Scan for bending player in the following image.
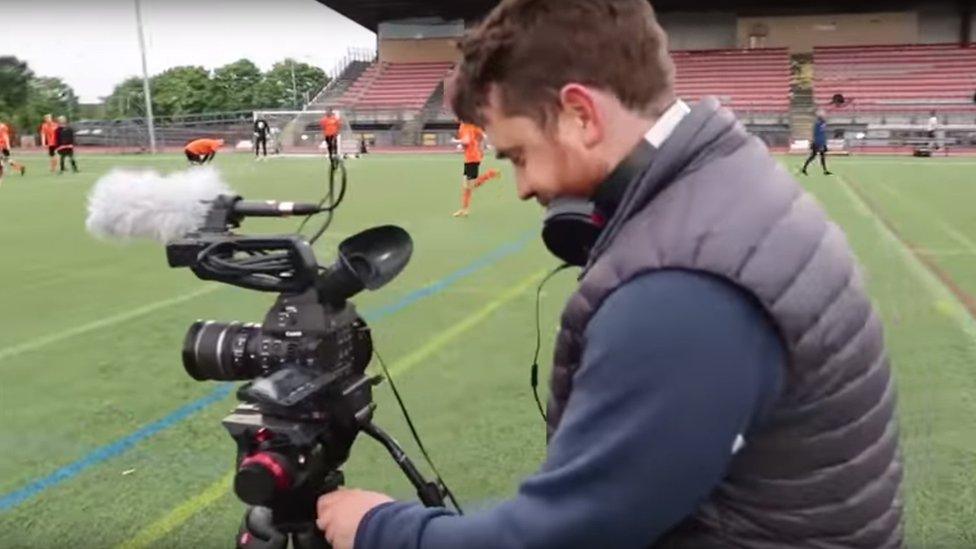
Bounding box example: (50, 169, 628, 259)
(40, 114, 59, 173)
(184, 138, 224, 165)
(452, 121, 499, 218)
(0, 121, 27, 182)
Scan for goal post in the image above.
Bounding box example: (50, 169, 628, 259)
(251, 110, 358, 156)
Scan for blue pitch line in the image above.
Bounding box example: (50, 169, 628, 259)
(0, 232, 536, 512)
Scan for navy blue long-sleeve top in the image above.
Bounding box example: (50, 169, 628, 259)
(813, 118, 828, 148)
(354, 269, 785, 549)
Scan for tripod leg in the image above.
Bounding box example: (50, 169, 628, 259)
(292, 526, 329, 549)
(237, 507, 288, 549)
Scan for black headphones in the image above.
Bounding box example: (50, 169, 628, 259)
(541, 199, 601, 268)
(540, 139, 657, 267)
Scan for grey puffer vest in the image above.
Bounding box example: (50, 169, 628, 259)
(547, 98, 903, 547)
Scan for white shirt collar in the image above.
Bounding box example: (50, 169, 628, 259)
(644, 99, 690, 148)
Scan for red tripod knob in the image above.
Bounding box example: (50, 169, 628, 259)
(235, 452, 292, 506)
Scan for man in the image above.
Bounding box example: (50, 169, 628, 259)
(0, 121, 27, 178)
(801, 110, 832, 176)
(451, 121, 500, 217)
(54, 116, 78, 174)
(40, 114, 59, 173)
(184, 138, 224, 165)
(926, 111, 939, 150)
(320, 109, 341, 164)
(254, 117, 272, 160)
(317, 1, 903, 548)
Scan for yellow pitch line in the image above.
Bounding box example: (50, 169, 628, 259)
(385, 269, 547, 378)
(115, 269, 548, 548)
(116, 470, 234, 549)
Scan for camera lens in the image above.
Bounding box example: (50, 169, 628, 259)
(182, 321, 263, 381)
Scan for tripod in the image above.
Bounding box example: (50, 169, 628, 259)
(236, 471, 343, 549)
(234, 423, 445, 549)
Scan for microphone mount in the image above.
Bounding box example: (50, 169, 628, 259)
(199, 195, 324, 233)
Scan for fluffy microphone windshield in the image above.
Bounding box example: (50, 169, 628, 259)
(86, 166, 234, 243)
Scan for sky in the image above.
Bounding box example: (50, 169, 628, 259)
(0, 0, 376, 103)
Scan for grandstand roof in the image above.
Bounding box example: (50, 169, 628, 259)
(319, 0, 930, 31)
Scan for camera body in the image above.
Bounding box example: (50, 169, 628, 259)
(165, 195, 429, 546)
(183, 287, 376, 514)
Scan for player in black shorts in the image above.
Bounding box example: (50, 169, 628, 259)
(40, 114, 60, 173)
(54, 116, 79, 174)
(254, 118, 272, 161)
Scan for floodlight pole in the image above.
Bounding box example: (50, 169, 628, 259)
(134, 0, 158, 154)
(290, 60, 299, 109)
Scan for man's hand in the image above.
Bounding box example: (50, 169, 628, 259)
(316, 488, 394, 549)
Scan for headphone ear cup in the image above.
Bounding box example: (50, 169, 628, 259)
(542, 199, 602, 267)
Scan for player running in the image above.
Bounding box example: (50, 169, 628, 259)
(452, 121, 500, 218)
(0, 121, 27, 183)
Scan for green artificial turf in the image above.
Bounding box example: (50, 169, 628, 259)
(1, 152, 974, 547)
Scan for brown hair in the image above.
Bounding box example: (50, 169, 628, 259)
(450, 0, 676, 128)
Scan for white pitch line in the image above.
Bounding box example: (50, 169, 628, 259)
(835, 175, 976, 343)
(0, 285, 220, 363)
(870, 179, 976, 254)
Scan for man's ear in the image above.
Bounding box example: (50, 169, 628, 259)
(559, 84, 603, 148)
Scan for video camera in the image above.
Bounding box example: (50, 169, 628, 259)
(166, 189, 449, 549)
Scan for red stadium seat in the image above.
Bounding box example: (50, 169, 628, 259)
(339, 61, 455, 112)
(671, 48, 791, 114)
(813, 44, 976, 113)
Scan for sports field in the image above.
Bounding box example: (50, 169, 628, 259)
(1, 152, 974, 548)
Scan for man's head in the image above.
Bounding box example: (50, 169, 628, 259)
(451, 0, 675, 205)
(58, 116, 67, 124)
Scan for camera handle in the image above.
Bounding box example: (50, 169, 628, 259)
(362, 422, 446, 508)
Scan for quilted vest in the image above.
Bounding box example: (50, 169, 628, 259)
(547, 98, 903, 547)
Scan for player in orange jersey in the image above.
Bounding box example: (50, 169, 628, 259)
(0, 121, 27, 183)
(320, 109, 341, 165)
(184, 138, 225, 165)
(452, 121, 500, 217)
(39, 114, 60, 173)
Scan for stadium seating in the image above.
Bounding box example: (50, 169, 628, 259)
(340, 61, 455, 111)
(671, 48, 791, 114)
(345, 50, 791, 117)
(814, 43, 976, 113)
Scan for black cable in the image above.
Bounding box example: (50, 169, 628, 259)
(296, 158, 348, 245)
(309, 161, 348, 245)
(531, 264, 574, 424)
(296, 162, 335, 235)
(373, 348, 464, 515)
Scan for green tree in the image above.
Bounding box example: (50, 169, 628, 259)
(151, 66, 214, 116)
(104, 77, 150, 119)
(0, 56, 34, 115)
(12, 77, 80, 132)
(256, 59, 328, 109)
(212, 59, 263, 111)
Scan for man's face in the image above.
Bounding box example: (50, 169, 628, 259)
(482, 91, 605, 206)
